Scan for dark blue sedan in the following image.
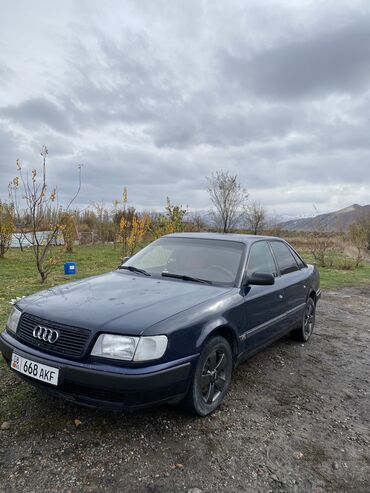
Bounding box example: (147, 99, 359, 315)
(0, 233, 320, 416)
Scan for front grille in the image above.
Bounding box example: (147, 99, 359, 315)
(17, 313, 91, 358)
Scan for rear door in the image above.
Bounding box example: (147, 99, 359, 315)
(239, 241, 286, 353)
(269, 240, 307, 328)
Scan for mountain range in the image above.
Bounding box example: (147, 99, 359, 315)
(279, 204, 370, 232)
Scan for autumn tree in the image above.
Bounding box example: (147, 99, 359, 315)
(150, 197, 187, 238)
(245, 201, 266, 235)
(207, 170, 248, 232)
(114, 187, 135, 250)
(125, 214, 151, 256)
(9, 146, 82, 282)
(0, 199, 15, 257)
(117, 187, 151, 256)
(164, 197, 187, 233)
(60, 212, 76, 253)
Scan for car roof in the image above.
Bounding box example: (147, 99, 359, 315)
(163, 232, 282, 245)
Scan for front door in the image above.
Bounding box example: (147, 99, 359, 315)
(239, 241, 287, 354)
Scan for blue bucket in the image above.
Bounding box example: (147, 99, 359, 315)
(64, 262, 77, 275)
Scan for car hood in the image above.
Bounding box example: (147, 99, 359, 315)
(17, 271, 232, 335)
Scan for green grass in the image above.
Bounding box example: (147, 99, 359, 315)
(0, 243, 369, 424)
(299, 250, 370, 289)
(0, 244, 123, 329)
(316, 263, 370, 289)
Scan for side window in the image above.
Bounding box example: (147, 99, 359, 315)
(289, 247, 306, 269)
(270, 241, 299, 275)
(246, 241, 277, 277)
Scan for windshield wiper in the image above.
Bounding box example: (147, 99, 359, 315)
(161, 272, 213, 285)
(119, 265, 151, 276)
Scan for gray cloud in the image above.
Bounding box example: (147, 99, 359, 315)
(63, 31, 177, 130)
(220, 17, 370, 100)
(149, 101, 300, 148)
(0, 0, 370, 218)
(2, 98, 75, 134)
(0, 125, 31, 190)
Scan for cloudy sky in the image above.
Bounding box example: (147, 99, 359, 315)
(1, 0, 370, 219)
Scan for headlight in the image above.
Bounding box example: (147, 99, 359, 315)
(91, 334, 139, 360)
(91, 334, 168, 361)
(6, 306, 22, 334)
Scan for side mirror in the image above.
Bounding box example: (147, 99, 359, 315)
(247, 272, 275, 286)
(122, 256, 130, 264)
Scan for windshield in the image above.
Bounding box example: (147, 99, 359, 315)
(122, 237, 245, 285)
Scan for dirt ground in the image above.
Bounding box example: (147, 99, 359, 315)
(0, 286, 369, 493)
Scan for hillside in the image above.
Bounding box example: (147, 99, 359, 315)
(280, 204, 370, 232)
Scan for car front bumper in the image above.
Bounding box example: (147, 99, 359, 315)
(0, 331, 195, 410)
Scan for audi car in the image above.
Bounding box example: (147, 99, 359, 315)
(0, 233, 320, 416)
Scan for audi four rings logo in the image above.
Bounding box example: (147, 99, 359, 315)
(32, 325, 59, 344)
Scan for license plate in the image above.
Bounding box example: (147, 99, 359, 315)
(11, 353, 59, 386)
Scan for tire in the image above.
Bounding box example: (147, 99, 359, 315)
(291, 297, 316, 342)
(184, 335, 233, 416)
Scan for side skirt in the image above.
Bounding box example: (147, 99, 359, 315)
(235, 321, 298, 368)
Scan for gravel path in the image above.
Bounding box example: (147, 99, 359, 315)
(0, 286, 369, 493)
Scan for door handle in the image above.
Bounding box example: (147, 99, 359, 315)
(279, 294, 284, 299)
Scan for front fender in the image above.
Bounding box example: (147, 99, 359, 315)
(142, 288, 243, 362)
(196, 317, 240, 355)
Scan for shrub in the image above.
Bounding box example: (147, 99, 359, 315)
(349, 219, 368, 267)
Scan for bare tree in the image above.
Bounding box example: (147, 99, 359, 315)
(9, 146, 82, 282)
(245, 201, 266, 235)
(265, 216, 283, 237)
(308, 206, 335, 267)
(190, 211, 205, 232)
(93, 200, 110, 243)
(207, 170, 248, 233)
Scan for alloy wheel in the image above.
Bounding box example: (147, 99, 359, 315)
(200, 348, 228, 404)
(303, 302, 315, 338)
